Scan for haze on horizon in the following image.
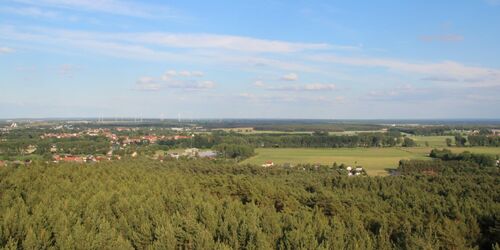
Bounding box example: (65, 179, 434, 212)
(1, 0, 499, 119)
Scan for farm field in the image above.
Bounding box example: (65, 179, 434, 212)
(241, 147, 500, 176)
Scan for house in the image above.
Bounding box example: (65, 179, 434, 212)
(62, 156, 84, 163)
(50, 145, 58, 153)
(95, 156, 110, 162)
(183, 148, 199, 157)
(346, 166, 352, 171)
(169, 152, 180, 159)
(85, 155, 97, 163)
(355, 167, 363, 172)
(53, 155, 62, 163)
(24, 145, 37, 154)
(131, 152, 138, 158)
(174, 135, 192, 140)
(262, 161, 274, 168)
(198, 150, 217, 158)
(142, 135, 159, 143)
(0, 160, 5, 167)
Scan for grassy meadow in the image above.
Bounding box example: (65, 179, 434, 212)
(241, 146, 500, 176)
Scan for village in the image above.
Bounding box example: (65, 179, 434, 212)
(0, 122, 218, 166)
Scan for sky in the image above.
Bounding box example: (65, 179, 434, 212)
(0, 0, 499, 119)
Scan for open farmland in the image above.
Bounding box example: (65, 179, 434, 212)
(242, 147, 500, 176)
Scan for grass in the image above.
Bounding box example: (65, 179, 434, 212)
(241, 147, 500, 176)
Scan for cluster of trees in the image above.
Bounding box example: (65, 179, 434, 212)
(244, 133, 407, 148)
(201, 121, 384, 132)
(160, 132, 415, 149)
(468, 135, 500, 147)
(454, 134, 468, 147)
(398, 159, 498, 176)
(0, 136, 110, 160)
(430, 149, 497, 167)
(391, 127, 451, 136)
(213, 144, 254, 159)
(0, 160, 498, 249)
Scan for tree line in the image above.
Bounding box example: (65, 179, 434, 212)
(160, 132, 415, 149)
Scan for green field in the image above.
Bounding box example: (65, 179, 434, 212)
(241, 147, 500, 176)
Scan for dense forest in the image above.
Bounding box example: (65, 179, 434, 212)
(0, 159, 498, 249)
(161, 132, 410, 149)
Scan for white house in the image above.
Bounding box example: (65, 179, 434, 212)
(262, 161, 274, 167)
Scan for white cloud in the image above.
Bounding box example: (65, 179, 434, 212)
(0, 47, 15, 54)
(10, 0, 181, 19)
(237, 92, 340, 104)
(281, 72, 299, 81)
(253, 80, 266, 87)
(136, 70, 214, 91)
(58, 64, 79, 77)
(1, 26, 336, 54)
(256, 82, 337, 91)
(131, 33, 330, 53)
(135, 77, 161, 91)
(0, 6, 58, 18)
(420, 34, 464, 42)
(335, 96, 345, 103)
(310, 54, 500, 86)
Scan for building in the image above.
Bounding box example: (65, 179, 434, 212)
(0, 160, 5, 167)
(62, 156, 84, 163)
(198, 150, 217, 158)
(262, 161, 274, 168)
(169, 152, 180, 159)
(174, 135, 192, 140)
(183, 148, 199, 157)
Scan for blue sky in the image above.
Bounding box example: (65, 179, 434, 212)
(1, 0, 499, 119)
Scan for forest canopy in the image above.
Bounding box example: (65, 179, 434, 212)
(0, 159, 499, 249)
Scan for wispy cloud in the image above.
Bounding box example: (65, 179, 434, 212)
(135, 77, 161, 91)
(254, 80, 336, 91)
(309, 54, 500, 86)
(421, 76, 460, 82)
(420, 34, 464, 42)
(0, 47, 15, 54)
(268, 83, 337, 91)
(10, 0, 182, 19)
(58, 64, 79, 77)
(238, 92, 343, 104)
(122, 33, 330, 53)
(281, 72, 299, 81)
(0, 6, 59, 18)
(135, 70, 215, 91)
